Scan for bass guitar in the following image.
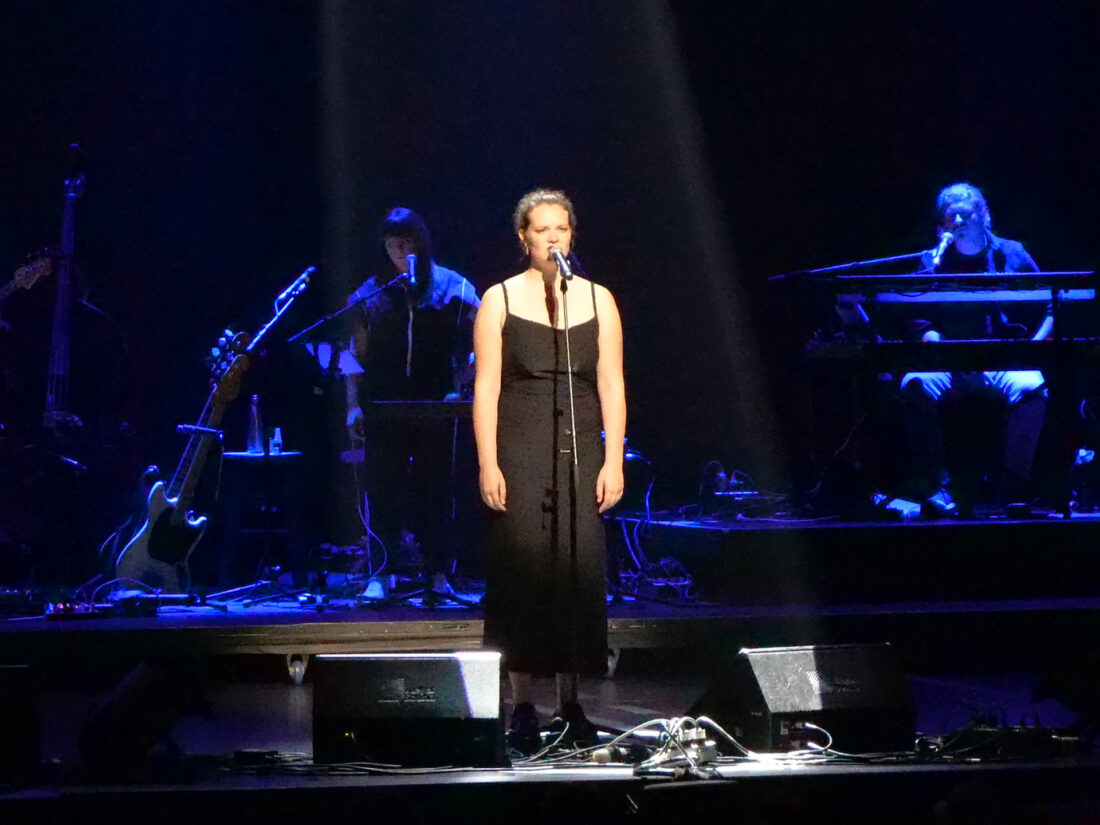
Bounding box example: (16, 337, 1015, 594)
(114, 331, 250, 592)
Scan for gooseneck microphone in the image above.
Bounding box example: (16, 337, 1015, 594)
(930, 231, 954, 269)
(549, 247, 573, 280)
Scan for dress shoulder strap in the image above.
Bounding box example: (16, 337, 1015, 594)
(501, 281, 510, 315)
(590, 280, 598, 323)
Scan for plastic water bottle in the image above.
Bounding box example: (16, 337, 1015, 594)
(247, 394, 264, 454)
(269, 427, 283, 455)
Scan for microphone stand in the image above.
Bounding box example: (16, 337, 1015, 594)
(287, 272, 412, 344)
(769, 249, 927, 281)
(558, 270, 581, 678)
(559, 276, 581, 500)
(200, 269, 313, 603)
(253, 266, 314, 347)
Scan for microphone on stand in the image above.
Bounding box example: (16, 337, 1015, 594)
(277, 266, 315, 302)
(405, 254, 417, 286)
(929, 231, 954, 269)
(549, 247, 573, 280)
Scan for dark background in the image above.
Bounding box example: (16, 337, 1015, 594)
(2, 0, 1098, 572)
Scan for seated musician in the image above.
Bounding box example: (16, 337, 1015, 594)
(897, 182, 1051, 515)
(343, 208, 481, 584)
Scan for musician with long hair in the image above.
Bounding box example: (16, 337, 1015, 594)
(899, 182, 1050, 516)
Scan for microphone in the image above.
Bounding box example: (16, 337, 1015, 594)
(930, 231, 954, 268)
(549, 247, 573, 280)
(278, 266, 315, 302)
(405, 254, 417, 286)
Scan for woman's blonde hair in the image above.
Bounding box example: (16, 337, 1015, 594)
(513, 188, 576, 235)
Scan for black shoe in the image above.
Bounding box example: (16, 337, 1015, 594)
(548, 700, 599, 749)
(506, 702, 542, 756)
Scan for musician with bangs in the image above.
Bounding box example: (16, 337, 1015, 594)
(344, 208, 481, 589)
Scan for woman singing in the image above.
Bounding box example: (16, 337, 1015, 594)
(473, 189, 626, 754)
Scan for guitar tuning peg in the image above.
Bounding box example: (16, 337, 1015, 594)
(210, 346, 222, 358)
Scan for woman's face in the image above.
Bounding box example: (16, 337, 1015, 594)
(384, 235, 416, 273)
(520, 203, 572, 268)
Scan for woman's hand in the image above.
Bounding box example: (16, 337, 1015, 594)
(596, 462, 624, 513)
(480, 465, 507, 511)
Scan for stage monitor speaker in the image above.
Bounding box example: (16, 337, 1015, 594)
(312, 651, 504, 767)
(689, 643, 914, 754)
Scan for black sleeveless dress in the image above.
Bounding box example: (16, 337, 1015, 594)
(482, 280, 608, 676)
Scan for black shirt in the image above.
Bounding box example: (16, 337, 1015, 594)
(909, 232, 1044, 341)
(350, 263, 480, 401)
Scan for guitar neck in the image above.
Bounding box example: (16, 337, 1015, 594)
(167, 389, 227, 521)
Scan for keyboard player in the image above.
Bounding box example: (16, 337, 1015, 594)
(896, 182, 1051, 516)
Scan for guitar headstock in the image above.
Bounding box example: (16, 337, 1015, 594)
(13, 256, 53, 290)
(207, 329, 251, 404)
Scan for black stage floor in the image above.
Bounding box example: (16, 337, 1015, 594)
(3, 511, 1100, 822)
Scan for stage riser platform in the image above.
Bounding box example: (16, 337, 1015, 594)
(6, 605, 1100, 698)
(620, 517, 1100, 604)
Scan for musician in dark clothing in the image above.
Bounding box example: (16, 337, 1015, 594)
(897, 182, 1051, 515)
(343, 208, 480, 588)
